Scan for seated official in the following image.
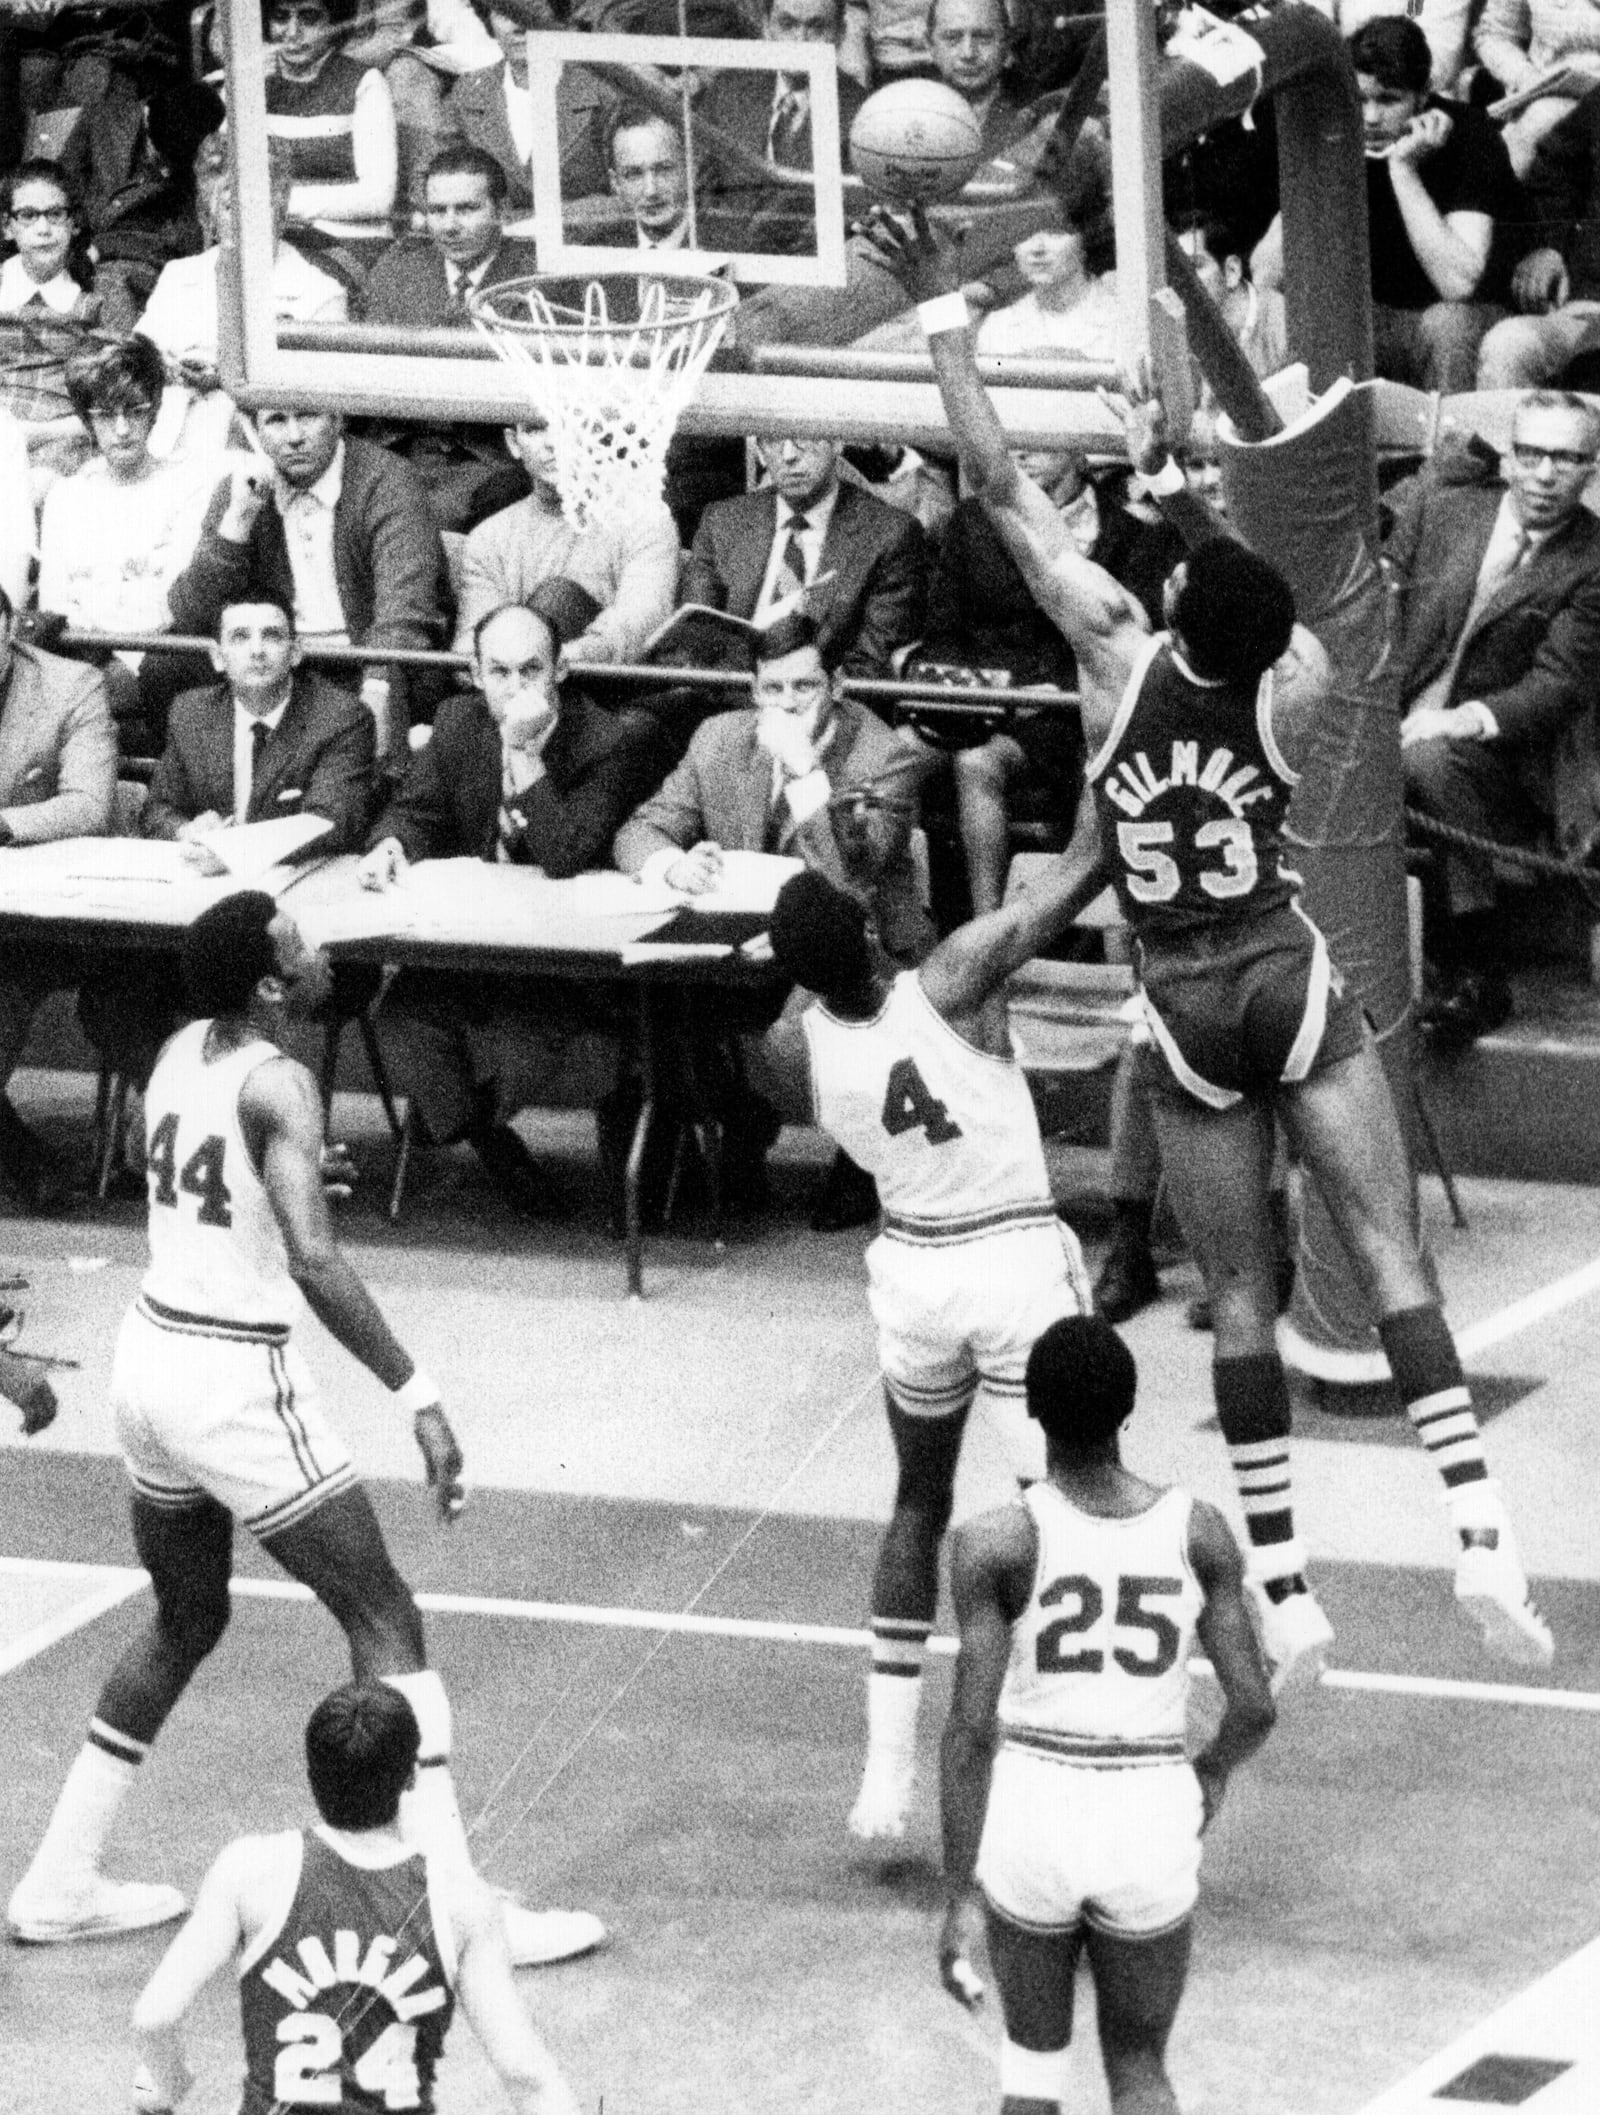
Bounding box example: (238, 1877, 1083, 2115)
(678, 436, 928, 683)
(77, 600, 378, 1109)
(453, 415, 680, 662)
(0, 587, 116, 1206)
(361, 595, 665, 1213)
(168, 408, 450, 765)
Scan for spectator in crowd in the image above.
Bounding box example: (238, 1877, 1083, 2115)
(928, 0, 1031, 163)
(360, 142, 539, 530)
(975, 218, 1118, 362)
(77, 599, 379, 1116)
(1478, 80, 1600, 387)
(1475, 0, 1600, 176)
(905, 450, 1182, 917)
(1303, 0, 1473, 93)
(453, 414, 680, 662)
(0, 586, 115, 1207)
(439, 3, 613, 215)
(265, 0, 399, 244)
(359, 596, 663, 1212)
(342, 0, 500, 219)
(138, 134, 349, 465)
(1173, 217, 1289, 387)
(85, 78, 229, 331)
(698, 0, 868, 255)
(1255, 20, 1519, 395)
(679, 434, 928, 680)
(38, 335, 215, 751)
(0, 159, 102, 497)
(0, 404, 34, 611)
(840, 0, 925, 87)
(168, 409, 450, 765)
(1396, 392, 1600, 1043)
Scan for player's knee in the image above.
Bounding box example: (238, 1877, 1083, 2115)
(893, 1451, 959, 1535)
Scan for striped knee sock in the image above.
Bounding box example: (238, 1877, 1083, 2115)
(23, 1726, 145, 1887)
(1379, 1306, 1495, 1533)
(866, 1618, 931, 1760)
(1214, 1353, 1305, 1585)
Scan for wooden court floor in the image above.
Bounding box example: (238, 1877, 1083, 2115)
(1, 1095, 1597, 2115)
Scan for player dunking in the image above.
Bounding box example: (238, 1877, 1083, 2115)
(131, 1682, 581, 2115)
(7, 892, 602, 1968)
(868, 205, 1552, 1684)
(938, 1316, 1276, 2115)
(763, 864, 1095, 1842)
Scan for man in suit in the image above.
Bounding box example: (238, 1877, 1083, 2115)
(1398, 390, 1600, 1041)
(167, 409, 449, 767)
(437, 2, 612, 214)
(680, 436, 928, 681)
(77, 599, 378, 1112)
(359, 594, 664, 1211)
(929, 0, 1033, 164)
(360, 143, 541, 529)
(698, 0, 867, 256)
(0, 586, 116, 1205)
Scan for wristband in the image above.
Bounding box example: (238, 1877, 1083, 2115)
(394, 1370, 441, 1415)
(917, 292, 970, 337)
(1136, 455, 1187, 500)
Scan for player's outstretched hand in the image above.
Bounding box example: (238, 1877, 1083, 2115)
(858, 200, 963, 307)
(320, 1141, 356, 1204)
(1096, 351, 1171, 478)
(938, 1888, 987, 2011)
(414, 1405, 466, 1524)
(0, 1349, 57, 1437)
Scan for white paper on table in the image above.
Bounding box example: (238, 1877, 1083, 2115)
(619, 941, 734, 965)
(291, 890, 419, 948)
(673, 850, 804, 914)
(564, 870, 681, 916)
(206, 814, 333, 880)
(48, 838, 190, 884)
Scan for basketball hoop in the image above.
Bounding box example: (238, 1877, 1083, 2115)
(469, 272, 738, 531)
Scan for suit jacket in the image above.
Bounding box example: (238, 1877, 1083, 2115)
(612, 695, 932, 961)
(167, 440, 449, 731)
(438, 64, 611, 211)
(359, 234, 541, 330)
(371, 686, 664, 879)
(698, 68, 867, 253)
(0, 644, 115, 843)
(680, 480, 927, 679)
(1389, 478, 1600, 855)
(142, 672, 377, 854)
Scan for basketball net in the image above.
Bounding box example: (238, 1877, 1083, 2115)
(471, 274, 738, 532)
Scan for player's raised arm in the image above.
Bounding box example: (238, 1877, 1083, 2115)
(447, 1869, 585, 2115)
(244, 1058, 465, 1521)
(939, 1507, 1032, 2008)
(863, 206, 1145, 684)
(130, 1839, 257, 2110)
(1187, 1499, 1277, 1829)
(919, 840, 1116, 1037)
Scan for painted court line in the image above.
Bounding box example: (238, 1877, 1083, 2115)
(1457, 1251, 1600, 1359)
(0, 1559, 1592, 1714)
(1351, 1933, 1600, 2112)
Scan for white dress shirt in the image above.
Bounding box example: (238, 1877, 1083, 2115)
(274, 443, 350, 644)
(755, 479, 840, 613)
(233, 691, 293, 824)
(0, 256, 83, 314)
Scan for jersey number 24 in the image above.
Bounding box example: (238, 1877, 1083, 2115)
(1035, 1573, 1184, 1676)
(146, 1112, 234, 1228)
(275, 2014, 421, 2108)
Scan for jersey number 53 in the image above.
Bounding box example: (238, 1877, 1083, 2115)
(1117, 818, 1258, 902)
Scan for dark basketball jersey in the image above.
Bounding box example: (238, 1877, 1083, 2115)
(1086, 634, 1299, 942)
(239, 1830, 455, 2114)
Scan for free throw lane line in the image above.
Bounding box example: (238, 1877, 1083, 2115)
(0, 1557, 148, 1678)
(1456, 1251, 1600, 1360)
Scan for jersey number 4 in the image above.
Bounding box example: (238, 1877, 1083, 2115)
(1117, 818, 1258, 902)
(881, 1057, 963, 1145)
(1035, 1573, 1185, 1677)
(274, 2014, 421, 2108)
(146, 1112, 234, 1228)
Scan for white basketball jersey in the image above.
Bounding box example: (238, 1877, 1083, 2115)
(803, 973, 1054, 1241)
(997, 1482, 1202, 1764)
(140, 1020, 301, 1329)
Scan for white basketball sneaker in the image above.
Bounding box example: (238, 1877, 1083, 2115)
(847, 1750, 916, 1843)
(1247, 1574, 1334, 1694)
(8, 1871, 186, 1945)
(1455, 1525, 1553, 1669)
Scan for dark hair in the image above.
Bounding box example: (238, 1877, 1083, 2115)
(1170, 536, 1296, 685)
(751, 608, 824, 670)
(262, 0, 359, 29)
(0, 585, 13, 628)
(604, 101, 683, 169)
(764, 0, 844, 27)
(218, 598, 297, 639)
(768, 869, 872, 998)
(3, 157, 79, 221)
(181, 891, 280, 1018)
(528, 575, 601, 647)
(1347, 16, 1431, 96)
(424, 141, 508, 207)
(1025, 1314, 1137, 1450)
(305, 1683, 421, 1831)
(472, 600, 559, 659)
(927, 0, 1008, 41)
(64, 333, 166, 427)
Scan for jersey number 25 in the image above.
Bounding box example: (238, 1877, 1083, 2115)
(1035, 1573, 1184, 1676)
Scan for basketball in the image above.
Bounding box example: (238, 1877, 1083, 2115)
(849, 80, 986, 204)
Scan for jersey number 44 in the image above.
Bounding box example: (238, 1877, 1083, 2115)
(146, 1112, 234, 1228)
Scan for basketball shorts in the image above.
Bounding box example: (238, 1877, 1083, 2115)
(867, 1212, 1092, 1416)
(112, 1297, 356, 1538)
(977, 1743, 1204, 1938)
(1138, 905, 1367, 1111)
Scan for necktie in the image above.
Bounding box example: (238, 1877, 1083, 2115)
(1480, 525, 1530, 601)
(777, 513, 809, 603)
(497, 762, 524, 864)
(768, 84, 805, 163)
(448, 267, 470, 316)
(1407, 528, 1532, 721)
(247, 718, 269, 809)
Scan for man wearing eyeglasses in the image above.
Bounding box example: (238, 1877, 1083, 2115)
(1396, 390, 1600, 1042)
